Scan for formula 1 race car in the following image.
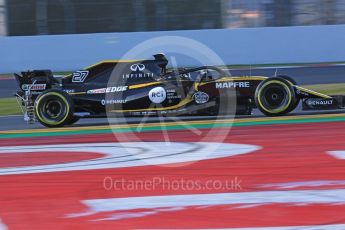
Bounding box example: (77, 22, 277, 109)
(14, 54, 345, 127)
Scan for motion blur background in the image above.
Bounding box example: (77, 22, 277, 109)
(1, 0, 345, 72)
(0, 0, 345, 36)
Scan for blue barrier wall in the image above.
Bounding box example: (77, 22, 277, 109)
(1, 25, 345, 73)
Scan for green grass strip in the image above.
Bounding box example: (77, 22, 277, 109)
(0, 98, 21, 116)
(303, 83, 345, 95)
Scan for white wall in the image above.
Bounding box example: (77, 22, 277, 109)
(0, 0, 6, 36)
(1, 25, 345, 73)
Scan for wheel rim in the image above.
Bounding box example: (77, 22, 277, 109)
(45, 100, 63, 118)
(37, 95, 68, 124)
(258, 82, 292, 113)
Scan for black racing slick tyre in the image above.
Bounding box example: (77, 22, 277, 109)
(276, 75, 300, 112)
(35, 89, 74, 128)
(255, 77, 298, 116)
(276, 75, 297, 86)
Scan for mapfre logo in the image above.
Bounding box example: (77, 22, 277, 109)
(72, 71, 89, 83)
(130, 64, 145, 72)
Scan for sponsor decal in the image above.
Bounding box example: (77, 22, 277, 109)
(22, 84, 46, 91)
(216, 81, 250, 89)
(306, 98, 334, 106)
(166, 89, 182, 100)
(72, 71, 89, 83)
(106, 86, 128, 93)
(137, 111, 157, 116)
(122, 73, 154, 79)
(130, 64, 146, 72)
(87, 88, 106, 94)
(180, 73, 191, 79)
(63, 89, 75, 94)
(296, 89, 309, 97)
(123, 63, 154, 79)
(149, 87, 166, 104)
(130, 111, 157, 116)
(87, 86, 128, 94)
(193, 91, 209, 104)
(101, 99, 127, 105)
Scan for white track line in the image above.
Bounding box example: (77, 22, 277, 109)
(0, 219, 8, 230)
(327, 151, 345, 159)
(82, 189, 345, 213)
(0, 142, 260, 175)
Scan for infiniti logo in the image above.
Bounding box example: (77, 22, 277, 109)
(130, 64, 146, 72)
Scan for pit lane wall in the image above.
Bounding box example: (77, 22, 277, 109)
(1, 25, 345, 73)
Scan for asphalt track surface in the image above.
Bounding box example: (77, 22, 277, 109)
(1, 65, 345, 98)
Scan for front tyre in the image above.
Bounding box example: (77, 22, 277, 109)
(35, 89, 74, 128)
(255, 77, 298, 116)
(276, 75, 297, 86)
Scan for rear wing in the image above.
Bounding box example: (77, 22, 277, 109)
(14, 70, 60, 92)
(14, 70, 61, 124)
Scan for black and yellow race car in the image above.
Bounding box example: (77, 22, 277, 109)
(14, 54, 345, 127)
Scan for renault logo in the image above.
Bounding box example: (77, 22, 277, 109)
(130, 64, 146, 72)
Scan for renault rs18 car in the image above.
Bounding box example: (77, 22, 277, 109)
(14, 54, 345, 127)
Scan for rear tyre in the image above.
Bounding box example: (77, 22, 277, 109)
(35, 89, 74, 128)
(255, 77, 298, 116)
